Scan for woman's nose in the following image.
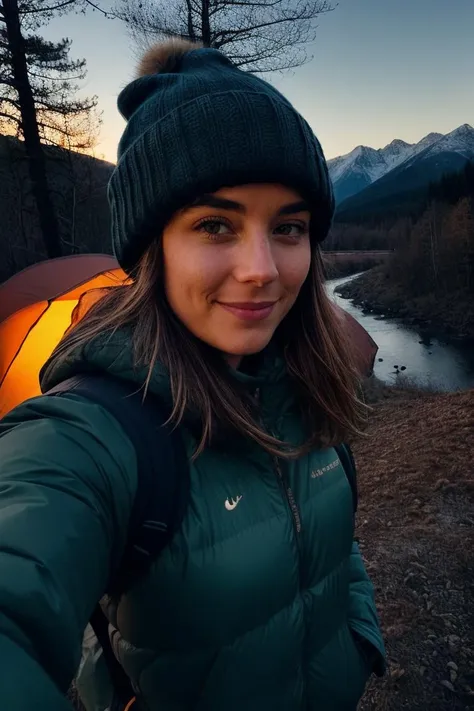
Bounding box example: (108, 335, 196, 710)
(234, 235, 279, 286)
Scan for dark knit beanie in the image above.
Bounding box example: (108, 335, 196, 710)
(108, 40, 335, 273)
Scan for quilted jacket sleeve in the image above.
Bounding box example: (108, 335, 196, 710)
(0, 394, 138, 710)
(347, 541, 386, 676)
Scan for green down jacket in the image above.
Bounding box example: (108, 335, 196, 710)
(0, 330, 386, 711)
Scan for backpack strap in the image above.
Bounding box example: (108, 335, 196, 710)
(335, 443, 358, 514)
(46, 373, 189, 588)
(46, 372, 189, 708)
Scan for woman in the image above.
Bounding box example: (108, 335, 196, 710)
(0, 40, 385, 711)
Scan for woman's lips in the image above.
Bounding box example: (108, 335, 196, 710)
(218, 301, 277, 321)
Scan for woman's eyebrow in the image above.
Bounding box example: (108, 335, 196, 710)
(189, 195, 244, 212)
(187, 196, 309, 215)
(278, 201, 309, 215)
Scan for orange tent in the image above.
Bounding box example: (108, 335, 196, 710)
(0, 255, 127, 418)
(0, 254, 121, 325)
(0, 254, 378, 419)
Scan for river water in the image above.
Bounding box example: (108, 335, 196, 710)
(326, 273, 474, 392)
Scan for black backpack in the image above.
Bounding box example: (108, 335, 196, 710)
(47, 373, 358, 710)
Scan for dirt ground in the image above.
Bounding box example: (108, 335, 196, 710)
(355, 384, 474, 710)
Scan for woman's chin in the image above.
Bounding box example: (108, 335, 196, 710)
(218, 333, 274, 361)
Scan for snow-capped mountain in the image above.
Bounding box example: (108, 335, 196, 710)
(389, 124, 474, 173)
(328, 125, 472, 204)
(334, 124, 474, 218)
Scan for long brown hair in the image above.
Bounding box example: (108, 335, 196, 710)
(44, 241, 366, 458)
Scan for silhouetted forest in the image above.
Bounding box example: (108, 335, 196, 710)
(331, 159, 474, 237)
(427, 160, 474, 205)
(335, 161, 474, 339)
(329, 161, 474, 293)
(386, 161, 474, 299)
(0, 136, 113, 283)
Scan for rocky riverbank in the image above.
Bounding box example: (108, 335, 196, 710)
(335, 267, 474, 342)
(355, 382, 474, 710)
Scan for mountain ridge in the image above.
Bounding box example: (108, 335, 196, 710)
(328, 124, 474, 205)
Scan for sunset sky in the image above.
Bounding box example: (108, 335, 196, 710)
(42, 0, 474, 164)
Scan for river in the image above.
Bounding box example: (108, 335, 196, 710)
(326, 273, 474, 392)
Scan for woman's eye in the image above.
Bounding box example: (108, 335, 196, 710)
(275, 223, 307, 238)
(196, 219, 231, 236)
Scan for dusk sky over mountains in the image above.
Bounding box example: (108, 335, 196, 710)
(42, 0, 474, 163)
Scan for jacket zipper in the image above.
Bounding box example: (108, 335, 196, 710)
(273, 454, 306, 701)
(273, 456, 302, 536)
(258, 390, 306, 702)
(254, 388, 302, 541)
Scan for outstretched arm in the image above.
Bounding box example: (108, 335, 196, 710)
(0, 394, 138, 709)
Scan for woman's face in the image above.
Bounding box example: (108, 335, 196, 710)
(162, 183, 312, 368)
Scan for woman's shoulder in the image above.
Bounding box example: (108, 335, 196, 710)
(0, 390, 139, 498)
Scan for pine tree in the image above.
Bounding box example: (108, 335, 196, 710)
(0, 0, 100, 258)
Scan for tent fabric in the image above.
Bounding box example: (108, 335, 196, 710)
(0, 270, 125, 381)
(0, 254, 378, 419)
(0, 300, 77, 417)
(0, 253, 119, 324)
(332, 302, 378, 377)
(0, 260, 127, 418)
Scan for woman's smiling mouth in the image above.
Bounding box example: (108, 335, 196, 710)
(217, 301, 277, 321)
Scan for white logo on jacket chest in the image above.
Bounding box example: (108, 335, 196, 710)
(225, 495, 242, 511)
(311, 459, 339, 478)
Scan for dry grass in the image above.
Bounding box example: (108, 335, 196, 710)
(360, 375, 442, 405)
(355, 387, 474, 710)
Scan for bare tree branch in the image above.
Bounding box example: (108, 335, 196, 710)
(83, 0, 112, 17)
(116, 0, 335, 73)
(0, 92, 19, 107)
(19, 0, 76, 14)
(27, 68, 84, 80)
(0, 107, 20, 121)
